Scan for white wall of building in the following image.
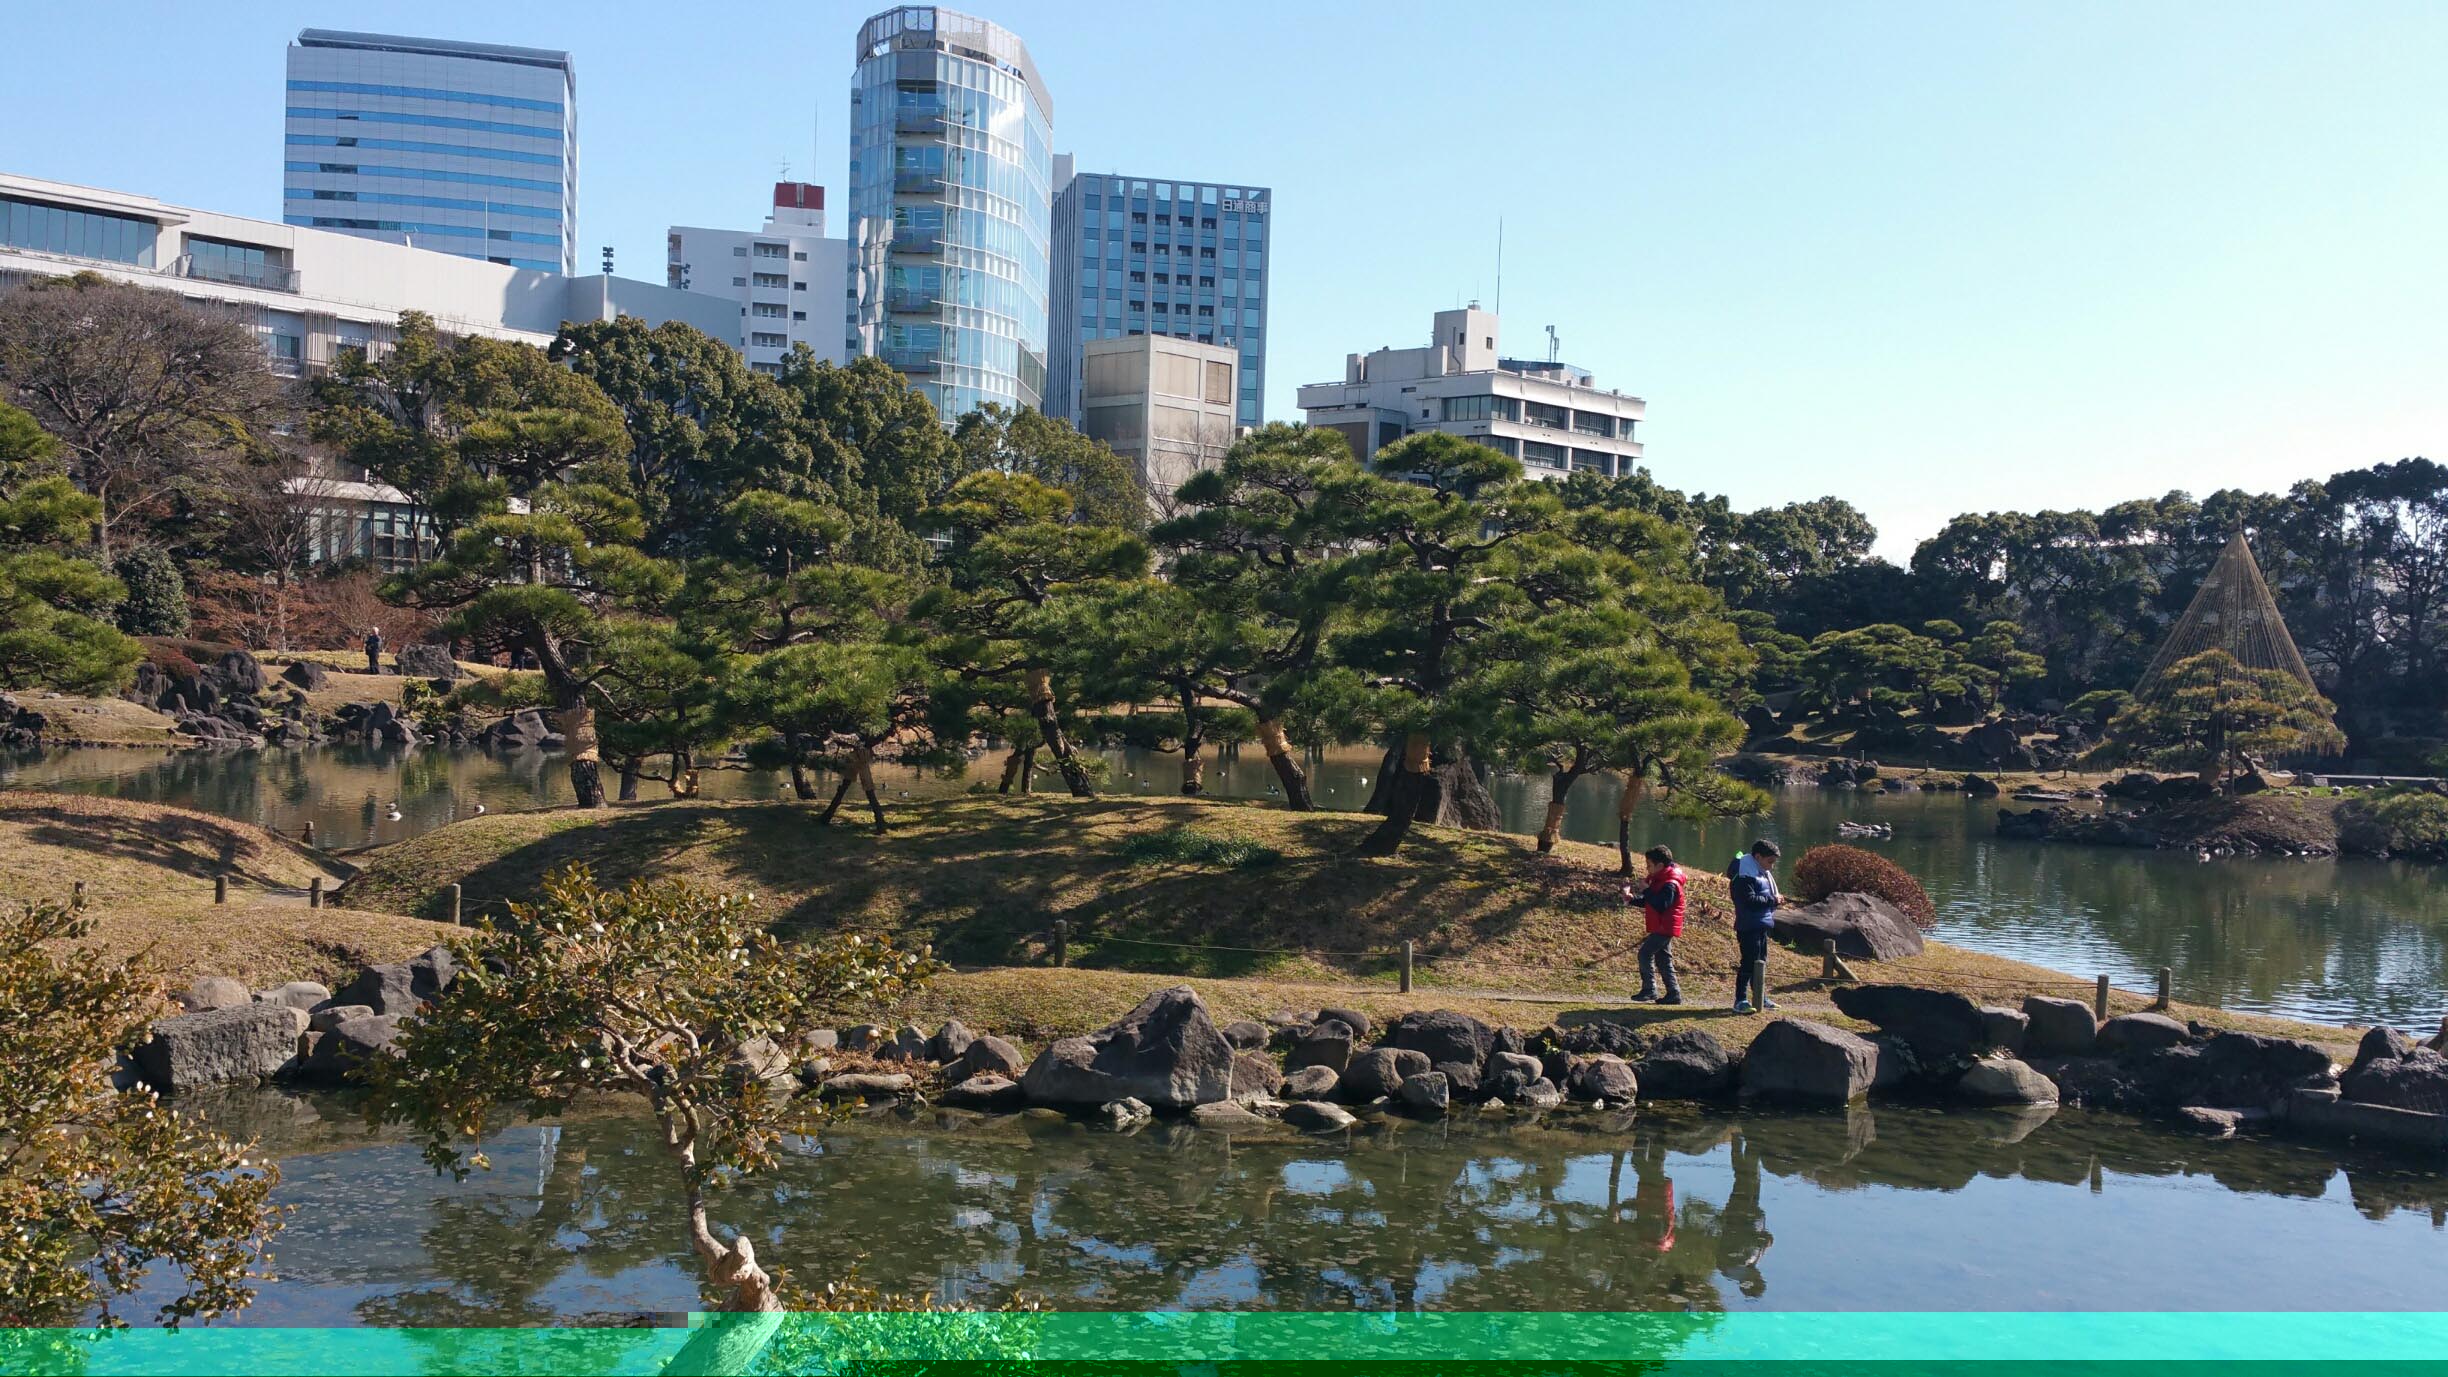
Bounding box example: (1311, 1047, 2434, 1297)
(666, 183, 850, 373)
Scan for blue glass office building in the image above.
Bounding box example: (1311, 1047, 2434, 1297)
(847, 7, 1053, 419)
(1047, 167, 1271, 428)
(283, 30, 577, 274)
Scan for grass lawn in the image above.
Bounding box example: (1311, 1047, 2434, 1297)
(5, 693, 185, 747)
(1, 792, 460, 988)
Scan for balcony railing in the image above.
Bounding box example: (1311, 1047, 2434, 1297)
(893, 172, 945, 195)
(170, 254, 300, 293)
(879, 348, 940, 374)
(884, 289, 938, 313)
(889, 231, 943, 254)
(894, 108, 946, 134)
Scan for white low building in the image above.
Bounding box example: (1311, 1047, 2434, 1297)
(666, 181, 851, 374)
(1077, 334, 1239, 513)
(1296, 306, 1645, 480)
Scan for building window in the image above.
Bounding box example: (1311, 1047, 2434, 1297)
(753, 242, 786, 258)
(751, 332, 788, 348)
(753, 302, 787, 318)
(1, 195, 157, 266)
(793, 281, 807, 291)
(732, 246, 748, 256)
(793, 250, 808, 261)
(753, 272, 786, 287)
(732, 276, 747, 286)
(1440, 394, 1518, 423)
(1521, 440, 1566, 468)
(792, 310, 806, 321)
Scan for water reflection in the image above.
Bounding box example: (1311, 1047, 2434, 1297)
(158, 1094, 2448, 1326)
(9, 744, 2444, 1025)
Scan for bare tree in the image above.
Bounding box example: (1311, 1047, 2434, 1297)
(213, 452, 350, 651)
(0, 273, 290, 560)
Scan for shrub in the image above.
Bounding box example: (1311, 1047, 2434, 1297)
(1120, 825, 1282, 870)
(2337, 789, 2448, 862)
(111, 546, 189, 636)
(1792, 843, 1937, 929)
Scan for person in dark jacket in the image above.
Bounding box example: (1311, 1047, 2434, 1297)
(1726, 839, 1781, 1013)
(1625, 845, 1686, 1005)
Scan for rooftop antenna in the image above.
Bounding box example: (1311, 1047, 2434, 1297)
(1545, 324, 1559, 365)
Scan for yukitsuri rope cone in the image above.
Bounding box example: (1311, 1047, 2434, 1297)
(2133, 531, 2317, 700)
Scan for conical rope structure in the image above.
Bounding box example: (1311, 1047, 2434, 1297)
(2133, 531, 2316, 700)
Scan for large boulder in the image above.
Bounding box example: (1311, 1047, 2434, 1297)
(1285, 1020, 1356, 1074)
(1740, 1019, 1880, 1105)
(1341, 1047, 1429, 1102)
(1318, 1007, 1373, 1042)
(1979, 1007, 2030, 1056)
(179, 976, 252, 1013)
(938, 1074, 1027, 1112)
(1230, 1051, 1285, 1102)
(254, 981, 332, 1012)
(480, 709, 554, 753)
(1280, 1100, 1357, 1133)
(281, 660, 331, 692)
(1634, 1030, 1737, 1099)
(1220, 1020, 1270, 1051)
(2175, 1031, 2335, 1109)
(1829, 985, 1987, 1066)
(1483, 1051, 1546, 1103)
(818, 1072, 914, 1101)
(1954, 1056, 2058, 1105)
(1570, 1055, 1639, 1105)
(395, 643, 463, 681)
(1383, 1009, 1495, 1070)
(886, 1024, 932, 1063)
(1775, 894, 1927, 962)
(953, 1034, 1025, 1081)
(298, 1012, 408, 1079)
(212, 649, 267, 699)
(2097, 1012, 2191, 1058)
(328, 949, 453, 1017)
(928, 1020, 978, 1064)
(1397, 1071, 1451, 1114)
(1017, 985, 1233, 1109)
(2022, 996, 2098, 1056)
(133, 1004, 306, 1092)
(2340, 1036, 2448, 1115)
(1283, 1065, 1340, 1100)
(308, 1003, 374, 1033)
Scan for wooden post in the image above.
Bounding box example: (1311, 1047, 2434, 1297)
(302, 819, 316, 847)
(308, 877, 323, 910)
(1052, 919, 1068, 968)
(2094, 974, 2111, 1021)
(1401, 940, 1415, 994)
(447, 883, 463, 927)
(214, 874, 228, 905)
(1822, 938, 1840, 980)
(2155, 967, 2172, 1012)
(72, 880, 85, 905)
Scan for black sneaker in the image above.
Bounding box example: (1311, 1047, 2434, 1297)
(1657, 994, 1684, 1006)
(1628, 991, 1656, 1003)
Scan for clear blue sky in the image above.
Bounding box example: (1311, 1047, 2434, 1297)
(6, 1, 2444, 556)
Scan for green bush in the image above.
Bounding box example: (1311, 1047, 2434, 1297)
(1119, 825, 1282, 870)
(1792, 843, 1938, 929)
(2337, 789, 2448, 862)
(110, 547, 189, 636)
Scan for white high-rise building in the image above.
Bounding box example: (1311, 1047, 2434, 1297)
(283, 29, 578, 273)
(667, 182, 851, 374)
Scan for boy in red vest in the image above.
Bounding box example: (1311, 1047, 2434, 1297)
(1625, 844, 1686, 1005)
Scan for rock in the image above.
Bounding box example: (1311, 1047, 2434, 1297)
(395, 643, 462, 680)
(2348, 1026, 2417, 1080)
(1285, 1022, 1356, 1074)
(1979, 1007, 2030, 1055)
(1280, 1100, 1357, 1132)
(1318, 1007, 1372, 1042)
(1634, 1030, 1737, 1099)
(1555, 1019, 1648, 1058)
(1016, 986, 1233, 1109)
(840, 1024, 886, 1053)
(1432, 1059, 1484, 1101)
(1829, 985, 1987, 1066)
(180, 976, 252, 1012)
(2180, 1032, 2335, 1108)
(1341, 1047, 1430, 1102)
(801, 1029, 841, 1053)
(253, 981, 332, 1012)
(2340, 1045, 2448, 1115)
(1954, 1056, 2059, 1105)
(1221, 1020, 1270, 1051)
(2097, 1012, 2191, 1057)
(927, 1020, 978, 1063)
(885, 1024, 933, 1063)
(954, 1034, 1025, 1080)
(133, 1004, 306, 1092)
(1098, 1097, 1154, 1131)
(297, 1012, 407, 1078)
(727, 1037, 796, 1084)
(1539, 1048, 1576, 1086)
(1484, 1051, 1546, 1103)
(1231, 1051, 1286, 1102)
(1775, 893, 1927, 962)
(327, 964, 415, 1016)
(2175, 1106, 2252, 1138)
(1383, 1009, 1495, 1071)
(2286, 1086, 2448, 1150)
(1740, 1019, 1880, 1105)
(1570, 1055, 1639, 1104)
(938, 1074, 1027, 1112)
(1191, 1101, 1272, 1131)
(818, 1072, 914, 1101)
(308, 1003, 374, 1032)
(1517, 1079, 1564, 1111)
(2022, 996, 2098, 1056)
(280, 660, 331, 691)
(1397, 1071, 1451, 1114)
(1283, 1065, 1340, 1100)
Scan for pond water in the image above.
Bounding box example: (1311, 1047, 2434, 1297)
(6, 743, 2443, 1028)
(135, 1094, 2444, 1325)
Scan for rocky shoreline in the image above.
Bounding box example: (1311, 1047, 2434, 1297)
(128, 957, 2448, 1161)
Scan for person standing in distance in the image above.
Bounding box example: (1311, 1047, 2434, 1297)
(1727, 839, 1781, 1013)
(1625, 845, 1686, 1005)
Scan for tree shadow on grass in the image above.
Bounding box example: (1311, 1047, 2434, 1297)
(5, 798, 315, 893)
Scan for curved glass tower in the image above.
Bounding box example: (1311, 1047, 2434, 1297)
(848, 7, 1052, 420)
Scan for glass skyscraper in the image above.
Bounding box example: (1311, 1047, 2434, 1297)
(847, 6, 1053, 419)
(1047, 166, 1270, 429)
(283, 30, 577, 274)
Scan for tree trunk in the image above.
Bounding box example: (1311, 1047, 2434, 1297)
(1615, 771, 1648, 876)
(1024, 667, 1094, 798)
(558, 696, 604, 808)
(997, 747, 1024, 794)
(1020, 746, 1038, 794)
(617, 760, 641, 802)
(855, 744, 886, 832)
(787, 758, 816, 801)
(1537, 768, 1581, 854)
(1182, 747, 1205, 795)
(685, 1192, 780, 1316)
(1359, 733, 1434, 856)
(669, 750, 700, 798)
(1256, 717, 1314, 810)
(819, 767, 856, 825)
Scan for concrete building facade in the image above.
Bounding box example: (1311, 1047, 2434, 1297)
(845, 6, 1053, 420)
(1047, 162, 1271, 430)
(283, 29, 579, 274)
(1076, 334, 1238, 512)
(667, 182, 851, 374)
(1296, 307, 1645, 480)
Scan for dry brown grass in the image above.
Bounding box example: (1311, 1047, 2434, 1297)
(4, 694, 185, 747)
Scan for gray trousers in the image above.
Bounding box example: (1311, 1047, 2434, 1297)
(1638, 933, 1679, 998)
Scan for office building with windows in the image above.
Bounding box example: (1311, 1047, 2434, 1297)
(668, 182, 850, 374)
(283, 29, 578, 273)
(1076, 334, 1239, 514)
(846, 6, 1053, 419)
(1297, 307, 1645, 480)
(1048, 162, 1270, 430)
